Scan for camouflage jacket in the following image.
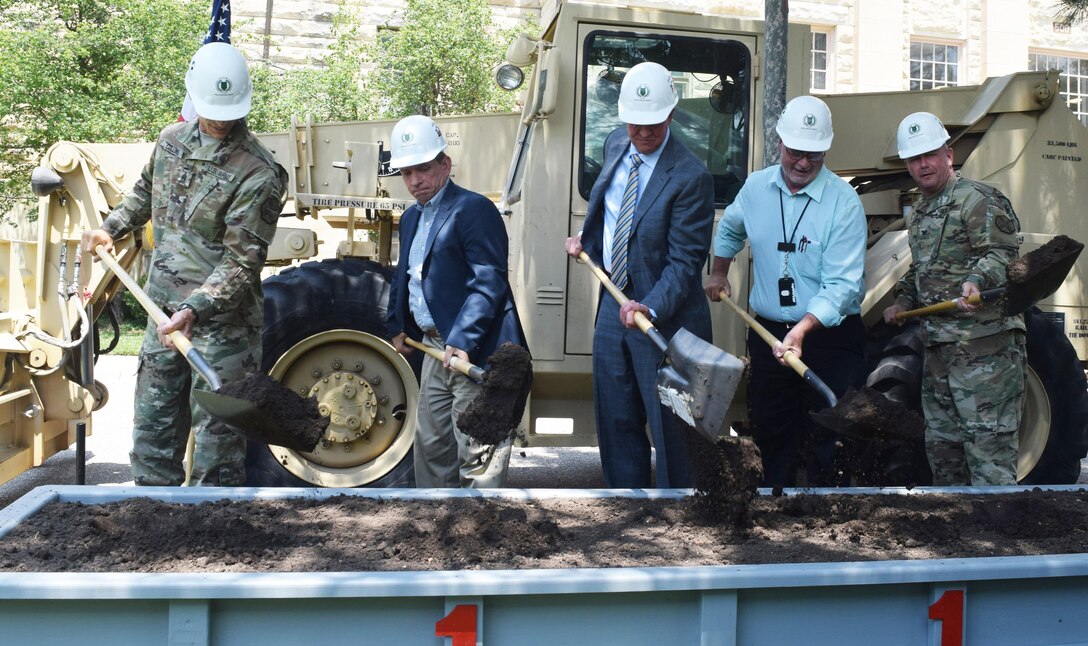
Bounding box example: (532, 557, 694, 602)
(102, 120, 287, 328)
(894, 174, 1025, 344)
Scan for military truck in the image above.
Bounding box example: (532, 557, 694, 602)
(5, 0, 1086, 488)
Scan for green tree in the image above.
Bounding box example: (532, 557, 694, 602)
(0, 0, 207, 213)
(246, 9, 375, 132)
(366, 0, 530, 118)
(1056, 0, 1088, 25)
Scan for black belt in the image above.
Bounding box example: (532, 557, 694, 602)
(755, 315, 797, 330)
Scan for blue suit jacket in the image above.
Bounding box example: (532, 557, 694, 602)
(582, 128, 715, 338)
(387, 181, 527, 366)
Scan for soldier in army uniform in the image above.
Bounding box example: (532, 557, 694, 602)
(883, 112, 1026, 486)
(82, 43, 288, 486)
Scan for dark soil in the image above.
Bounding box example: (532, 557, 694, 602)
(215, 373, 328, 452)
(812, 386, 925, 441)
(457, 342, 533, 445)
(1004, 234, 1083, 315)
(1, 488, 1085, 573)
(690, 435, 763, 527)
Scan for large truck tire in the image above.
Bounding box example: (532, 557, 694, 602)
(860, 307, 1088, 485)
(1019, 307, 1088, 484)
(245, 258, 420, 487)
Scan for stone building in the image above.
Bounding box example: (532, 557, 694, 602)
(229, 0, 1087, 122)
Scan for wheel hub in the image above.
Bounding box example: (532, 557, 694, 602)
(309, 371, 380, 444)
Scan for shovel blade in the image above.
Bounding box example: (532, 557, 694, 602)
(1004, 235, 1084, 316)
(655, 328, 745, 442)
(192, 389, 320, 452)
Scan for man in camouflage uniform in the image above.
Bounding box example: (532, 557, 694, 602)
(82, 43, 287, 486)
(884, 112, 1025, 486)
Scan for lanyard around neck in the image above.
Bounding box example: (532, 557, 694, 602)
(778, 191, 813, 253)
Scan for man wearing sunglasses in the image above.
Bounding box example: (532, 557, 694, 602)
(705, 95, 867, 488)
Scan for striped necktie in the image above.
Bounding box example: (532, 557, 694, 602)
(610, 153, 643, 290)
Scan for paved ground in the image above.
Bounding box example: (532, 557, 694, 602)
(0, 355, 607, 509)
(2, 355, 1085, 509)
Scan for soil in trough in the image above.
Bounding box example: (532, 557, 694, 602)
(0, 487, 1085, 573)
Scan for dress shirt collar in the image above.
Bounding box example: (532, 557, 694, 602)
(768, 163, 831, 202)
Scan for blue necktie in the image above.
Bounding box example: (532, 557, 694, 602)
(610, 153, 643, 290)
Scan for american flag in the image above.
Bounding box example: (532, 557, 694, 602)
(180, 0, 233, 121)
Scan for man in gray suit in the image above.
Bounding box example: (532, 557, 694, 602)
(565, 62, 716, 488)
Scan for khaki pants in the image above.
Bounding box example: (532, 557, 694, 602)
(414, 334, 512, 487)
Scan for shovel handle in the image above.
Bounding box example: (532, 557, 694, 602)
(894, 288, 1004, 320)
(403, 337, 486, 382)
(718, 292, 837, 408)
(577, 251, 668, 353)
(94, 245, 221, 390)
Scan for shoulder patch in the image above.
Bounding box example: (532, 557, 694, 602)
(261, 195, 282, 225)
(995, 213, 1016, 234)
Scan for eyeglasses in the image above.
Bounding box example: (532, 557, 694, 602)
(782, 146, 826, 162)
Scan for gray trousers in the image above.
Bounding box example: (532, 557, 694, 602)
(414, 334, 512, 487)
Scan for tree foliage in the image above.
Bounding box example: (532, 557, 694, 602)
(1055, 0, 1088, 26)
(365, 0, 531, 118)
(0, 0, 207, 212)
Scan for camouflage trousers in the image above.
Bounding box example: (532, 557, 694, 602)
(131, 317, 261, 486)
(922, 330, 1026, 486)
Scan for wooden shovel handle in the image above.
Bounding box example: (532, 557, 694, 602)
(94, 245, 194, 355)
(718, 291, 837, 408)
(403, 337, 485, 382)
(577, 251, 655, 335)
(894, 288, 1003, 320)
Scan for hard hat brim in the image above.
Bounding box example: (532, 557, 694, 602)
(618, 103, 677, 126)
(898, 141, 947, 160)
(777, 129, 833, 153)
(190, 94, 251, 122)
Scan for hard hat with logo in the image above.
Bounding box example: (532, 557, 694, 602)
(389, 115, 448, 169)
(617, 62, 679, 125)
(896, 111, 950, 159)
(185, 42, 252, 121)
(775, 95, 834, 152)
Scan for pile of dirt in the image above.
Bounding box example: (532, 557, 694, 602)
(215, 373, 328, 452)
(813, 386, 925, 441)
(690, 435, 763, 527)
(457, 342, 533, 446)
(0, 488, 1085, 573)
(1007, 234, 1081, 284)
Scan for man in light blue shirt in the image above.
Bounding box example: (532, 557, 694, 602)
(705, 95, 867, 487)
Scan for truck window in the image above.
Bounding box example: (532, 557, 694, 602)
(579, 31, 751, 207)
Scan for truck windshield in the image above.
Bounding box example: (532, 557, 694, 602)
(579, 31, 751, 207)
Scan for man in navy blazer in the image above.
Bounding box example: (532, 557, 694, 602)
(387, 115, 527, 488)
(565, 62, 716, 488)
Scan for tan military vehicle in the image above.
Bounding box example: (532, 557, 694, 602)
(5, 0, 1086, 488)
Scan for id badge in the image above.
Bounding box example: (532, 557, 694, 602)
(778, 276, 796, 307)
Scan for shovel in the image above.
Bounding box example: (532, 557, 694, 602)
(578, 251, 744, 442)
(717, 292, 837, 408)
(894, 234, 1083, 321)
(93, 246, 322, 453)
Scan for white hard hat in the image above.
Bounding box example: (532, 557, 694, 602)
(389, 115, 447, 169)
(185, 43, 252, 121)
(617, 62, 679, 125)
(897, 111, 950, 159)
(775, 95, 834, 152)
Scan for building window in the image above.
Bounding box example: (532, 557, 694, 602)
(910, 41, 959, 90)
(1029, 52, 1088, 126)
(811, 30, 831, 91)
